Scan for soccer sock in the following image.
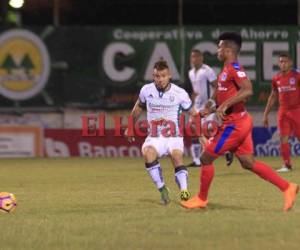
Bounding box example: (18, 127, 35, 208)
(145, 160, 165, 190)
(190, 138, 201, 165)
(251, 161, 289, 192)
(198, 164, 215, 200)
(280, 142, 291, 167)
(175, 166, 188, 190)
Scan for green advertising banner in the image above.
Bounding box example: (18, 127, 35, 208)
(0, 26, 299, 109)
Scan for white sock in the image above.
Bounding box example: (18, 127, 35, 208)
(190, 142, 201, 165)
(175, 166, 188, 190)
(145, 161, 165, 189)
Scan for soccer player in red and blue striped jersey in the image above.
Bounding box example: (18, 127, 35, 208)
(181, 32, 298, 212)
(263, 53, 300, 172)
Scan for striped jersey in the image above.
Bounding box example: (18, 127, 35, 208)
(139, 82, 192, 135)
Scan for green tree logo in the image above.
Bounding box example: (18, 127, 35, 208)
(20, 54, 35, 75)
(1, 54, 17, 74)
(0, 53, 35, 75)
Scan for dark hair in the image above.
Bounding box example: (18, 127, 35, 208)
(154, 60, 169, 70)
(279, 52, 291, 59)
(218, 32, 242, 51)
(191, 49, 202, 56)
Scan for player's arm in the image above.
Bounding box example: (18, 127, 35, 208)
(216, 78, 253, 120)
(187, 106, 208, 145)
(124, 99, 144, 142)
(210, 79, 218, 95)
(207, 68, 218, 101)
(262, 89, 278, 127)
(203, 78, 218, 115)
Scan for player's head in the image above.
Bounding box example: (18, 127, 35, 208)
(217, 32, 242, 61)
(153, 60, 171, 90)
(278, 53, 292, 73)
(190, 49, 203, 69)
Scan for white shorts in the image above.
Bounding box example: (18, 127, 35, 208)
(142, 135, 184, 158)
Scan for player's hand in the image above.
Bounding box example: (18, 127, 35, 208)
(199, 135, 208, 147)
(204, 99, 217, 113)
(124, 128, 135, 143)
(216, 103, 227, 120)
(199, 108, 209, 117)
(262, 115, 269, 128)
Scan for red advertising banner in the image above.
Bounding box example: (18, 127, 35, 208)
(45, 129, 192, 157)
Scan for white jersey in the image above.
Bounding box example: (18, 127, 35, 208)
(139, 82, 192, 136)
(188, 64, 217, 110)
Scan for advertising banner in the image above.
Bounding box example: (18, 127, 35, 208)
(0, 126, 43, 157)
(0, 26, 300, 108)
(44, 127, 300, 157)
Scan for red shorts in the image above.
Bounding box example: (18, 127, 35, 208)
(278, 106, 300, 138)
(204, 112, 253, 157)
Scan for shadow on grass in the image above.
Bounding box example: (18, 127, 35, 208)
(139, 199, 251, 211)
(208, 202, 249, 211)
(173, 201, 249, 212)
(215, 172, 249, 177)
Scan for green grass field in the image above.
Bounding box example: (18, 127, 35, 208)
(0, 157, 299, 250)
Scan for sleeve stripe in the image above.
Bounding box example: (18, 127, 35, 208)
(181, 103, 192, 111)
(138, 99, 146, 108)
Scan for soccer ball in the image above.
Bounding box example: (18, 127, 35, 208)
(0, 192, 17, 213)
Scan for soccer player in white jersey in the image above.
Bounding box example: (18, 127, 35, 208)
(124, 60, 200, 204)
(187, 49, 233, 167)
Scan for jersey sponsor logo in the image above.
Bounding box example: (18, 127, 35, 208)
(278, 86, 296, 92)
(0, 29, 50, 100)
(237, 71, 246, 78)
(220, 72, 227, 81)
(289, 77, 296, 85)
(217, 82, 227, 91)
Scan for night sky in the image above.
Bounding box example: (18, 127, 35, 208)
(1, 0, 298, 26)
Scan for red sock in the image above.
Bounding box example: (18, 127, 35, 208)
(251, 161, 289, 192)
(280, 142, 291, 166)
(198, 164, 215, 200)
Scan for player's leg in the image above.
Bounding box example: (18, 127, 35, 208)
(168, 137, 190, 200)
(237, 153, 298, 211)
(188, 99, 202, 167)
(278, 135, 292, 172)
(188, 137, 201, 167)
(142, 138, 170, 204)
(277, 112, 292, 172)
(181, 151, 216, 208)
(188, 112, 201, 167)
(182, 113, 251, 209)
(169, 149, 190, 201)
(279, 107, 300, 172)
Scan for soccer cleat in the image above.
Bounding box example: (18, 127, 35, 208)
(180, 195, 208, 209)
(180, 189, 191, 201)
(159, 185, 170, 205)
(277, 164, 292, 173)
(187, 162, 201, 167)
(283, 183, 299, 212)
(225, 151, 234, 166)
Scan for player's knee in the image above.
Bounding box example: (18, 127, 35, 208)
(170, 150, 183, 166)
(238, 158, 253, 170)
(200, 152, 214, 165)
(142, 146, 158, 163)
